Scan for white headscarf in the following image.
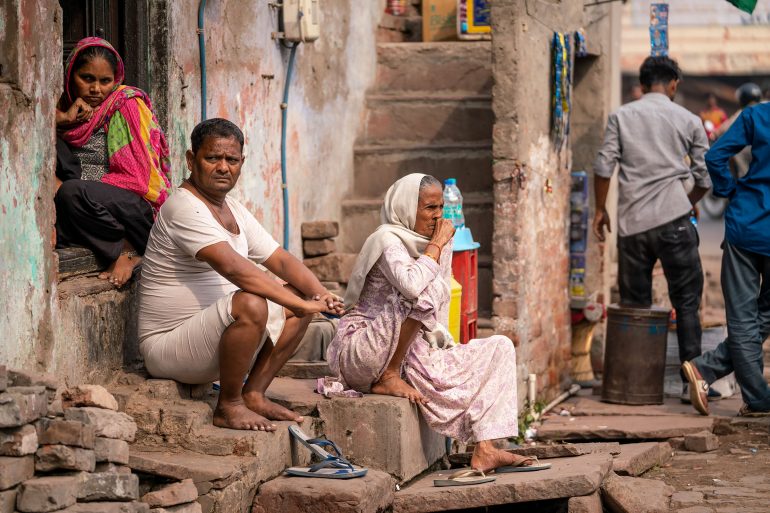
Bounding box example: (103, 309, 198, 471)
(344, 173, 432, 308)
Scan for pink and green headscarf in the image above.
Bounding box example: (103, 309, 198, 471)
(60, 37, 170, 213)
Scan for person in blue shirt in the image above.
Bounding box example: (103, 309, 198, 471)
(682, 102, 770, 417)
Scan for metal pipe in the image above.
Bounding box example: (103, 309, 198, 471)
(198, 0, 208, 121)
(538, 384, 581, 420)
(280, 43, 298, 250)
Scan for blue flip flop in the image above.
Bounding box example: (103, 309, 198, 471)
(288, 425, 349, 466)
(285, 458, 368, 479)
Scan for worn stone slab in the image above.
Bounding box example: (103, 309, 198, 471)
(612, 442, 673, 476)
(94, 437, 130, 464)
(37, 418, 95, 449)
(449, 442, 621, 466)
(0, 424, 38, 456)
(35, 444, 96, 472)
(303, 253, 357, 283)
(141, 479, 198, 508)
(61, 503, 150, 513)
(565, 394, 743, 418)
(95, 462, 132, 474)
(301, 221, 339, 240)
(0, 455, 34, 490)
(16, 475, 78, 512)
(0, 366, 6, 393)
(149, 503, 201, 513)
(264, 378, 322, 417)
(253, 469, 394, 513)
(7, 370, 58, 390)
(276, 361, 331, 380)
(318, 394, 446, 482)
(0, 387, 47, 428)
(684, 431, 720, 453)
(77, 472, 139, 502)
(601, 473, 674, 513)
(129, 450, 245, 483)
(62, 385, 119, 411)
(65, 407, 137, 442)
(394, 452, 613, 513)
(670, 491, 705, 508)
(0, 488, 15, 513)
(537, 415, 714, 441)
(303, 238, 337, 257)
(568, 492, 602, 513)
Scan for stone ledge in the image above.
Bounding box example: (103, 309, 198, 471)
(536, 415, 715, 442)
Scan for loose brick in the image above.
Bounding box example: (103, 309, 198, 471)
(0, 488, 16, 513)
(303, 238, 336, 257)
(303, 253, 357, 283)
(0, 455, 34, 490)
(684, 430, 720, 453)
(0, 424, 38, 456)
(77, 472, 139, 502)
(301, 220, 339, 240)
(37, 418, 95, 449)
(141, 479, 198, 508)
(94, 437, 130, 464)
(0, 387, 47, 428)
(64, 408, 136, 442)
(16, 475, 78, 512)
(62, 385, 119, 411)
(95, 462, 132, 474)
(35, 445, 96, 472)
(149, 502, 202, 513)
(7, 370, 58, 390)
(0, 366, 6, 393)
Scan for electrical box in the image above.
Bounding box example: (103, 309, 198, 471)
(282, 0, 320, 43)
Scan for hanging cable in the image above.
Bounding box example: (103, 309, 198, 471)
(198, 0, 208, 121)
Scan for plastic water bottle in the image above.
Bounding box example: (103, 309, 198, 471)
(443, 178, 466, 228)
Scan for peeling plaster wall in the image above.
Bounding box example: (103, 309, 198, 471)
(159, 0, 381, 255)
(0, 0, 60, 370)
(491, 0, 616, 404)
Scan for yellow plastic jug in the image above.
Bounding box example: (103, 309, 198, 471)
(448, 276, 462, 344)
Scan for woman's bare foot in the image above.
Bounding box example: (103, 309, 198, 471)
(98, 253, 141, 288)
(213, 399, 277, 431)
(242, 391, 304, 422)
(470, 440, 533, 473)
(371, 371, 428, 404)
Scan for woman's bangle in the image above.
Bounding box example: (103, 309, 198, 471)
(424, 243, 441, 261)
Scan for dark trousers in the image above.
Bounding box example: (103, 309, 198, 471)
(55, 180, 153, 265)
(618, 215, 703, 372)
(694, 242, 770, 411)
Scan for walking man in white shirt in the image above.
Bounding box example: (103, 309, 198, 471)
(138, 118, 343, 431)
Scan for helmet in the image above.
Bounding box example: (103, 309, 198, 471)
(736, 83, 762, 109)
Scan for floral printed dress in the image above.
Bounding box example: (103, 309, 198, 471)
(327, 242, 519, 443)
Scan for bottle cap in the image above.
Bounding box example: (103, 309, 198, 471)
(444, 178, 457, 185)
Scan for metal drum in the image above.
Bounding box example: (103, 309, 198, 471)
(601, 304, 671, 405)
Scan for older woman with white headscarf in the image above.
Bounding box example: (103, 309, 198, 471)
(327, 173, 529, 472)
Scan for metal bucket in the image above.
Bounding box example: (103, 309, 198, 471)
(601, 304, 671, 405)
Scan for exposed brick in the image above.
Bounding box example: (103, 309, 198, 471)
(0, 387, 47, 428)
(35, 445, 96, 472)
(0, 366, 6, 393)
(0, 424, 38, 456)
(0, 455, 34, 490)
(37, 418, 95, 449)
(303, 253, 357, 283)
(62, 385, 118, 411)
(492, 297, 517, 318)
(303, 238, 336, 257)
(0, 488, 15, 513)
(95, 462, 132, 474)
(684, 430, 720, 453)
(64, 408, 137, 442)
(568, 491, 602, 513)
(16, 475, 78, 512)
(77, 472, 139, 502)
(94, 437, 129, 464)
(141, 479, 198, 508)
(7, 370, 58, 390)
(301, 221, 339, 240)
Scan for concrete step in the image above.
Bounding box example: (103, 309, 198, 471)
(360, 93, 492, 145)
(353, 141, 492, 197)
(375, 42, 492, 95)
(393, 452, 613, 513)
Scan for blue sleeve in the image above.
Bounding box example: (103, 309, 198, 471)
(705, 109, 754, 198)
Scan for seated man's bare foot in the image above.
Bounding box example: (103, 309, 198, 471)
(213, 399, 277, 431)
(471, 441, 532, 473)
(371, 372, 427, 404)
(98, 253, 142, 288)
(243, 391, 304, 422)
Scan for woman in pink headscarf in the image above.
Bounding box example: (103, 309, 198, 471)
(55, 37, 171, 287)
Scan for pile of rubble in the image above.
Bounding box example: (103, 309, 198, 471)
(301, 221, 356, 296)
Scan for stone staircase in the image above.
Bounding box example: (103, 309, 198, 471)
(340, 41, 495, 317)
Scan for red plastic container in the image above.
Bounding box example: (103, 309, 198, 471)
(451, 248, 478, 343)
